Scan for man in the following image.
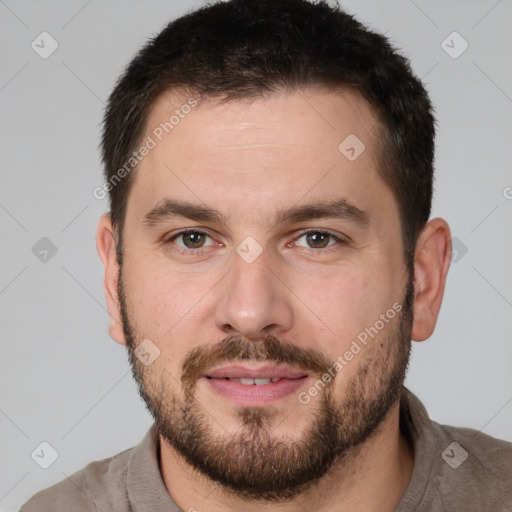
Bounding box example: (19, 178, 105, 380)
(21, 0, 512, 510)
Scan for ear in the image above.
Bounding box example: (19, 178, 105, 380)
(411, 218, 452, 342)
(96, 213, 126, 345)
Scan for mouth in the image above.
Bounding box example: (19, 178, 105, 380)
(202, 364, 311, 405)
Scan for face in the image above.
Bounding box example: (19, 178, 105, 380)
(117, 89, 414, 500)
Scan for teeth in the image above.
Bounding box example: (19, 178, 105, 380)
(229, 377, 279, 385)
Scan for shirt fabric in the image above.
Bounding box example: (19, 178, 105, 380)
(20, 387, 512, 511)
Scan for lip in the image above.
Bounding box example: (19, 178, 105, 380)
(203, 364, 311, 406)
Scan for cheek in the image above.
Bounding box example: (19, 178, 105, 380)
(123, 269, 198, 381)
(291, 263, 401, 383)
(122, 259, 196, 337)
(296, 268, 380, 345)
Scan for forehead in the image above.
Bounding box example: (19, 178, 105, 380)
(127, 87, 395, 231)
(145, 87, 378, 158)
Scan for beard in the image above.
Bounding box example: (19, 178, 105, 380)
(119, 268, 414, 502)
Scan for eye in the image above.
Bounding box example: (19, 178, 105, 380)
(164, 228, 345, 256)
(167, 229, 215, 251)
(294, 230, 344, 250)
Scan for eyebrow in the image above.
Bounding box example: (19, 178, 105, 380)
(273, 198, 370, 230)
(143, 199, 227, 226)
(142, 198, 370, 230)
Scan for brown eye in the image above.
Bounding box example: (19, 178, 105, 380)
(181, 232, 206, 248)
(169, 230, 214, 250)
(305, 232, 331, 248)
(295, 231, 341, 250)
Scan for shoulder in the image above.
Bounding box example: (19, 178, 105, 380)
(436, 421, 512, 480)
(430, 421, 512, 510)
(19, 446, 135, 512)
(400, 388, 512, 511)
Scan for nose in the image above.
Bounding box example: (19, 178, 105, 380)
(214, 249, 294, 340)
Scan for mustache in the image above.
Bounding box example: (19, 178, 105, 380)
(181, 335, 333, 390)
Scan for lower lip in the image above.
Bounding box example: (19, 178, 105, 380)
(204, 377, 309, 406)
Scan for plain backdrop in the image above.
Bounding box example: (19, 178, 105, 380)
(1, 1, 511, 510)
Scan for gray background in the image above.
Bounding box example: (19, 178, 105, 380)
(1, 0, 511, 510)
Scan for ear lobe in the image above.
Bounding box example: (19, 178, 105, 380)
(411, 218, 452, 342)
(96, 213, 126, 345)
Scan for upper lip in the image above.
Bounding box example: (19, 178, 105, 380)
(205, 364, 309, 380)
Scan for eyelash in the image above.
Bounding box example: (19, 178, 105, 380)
(164, 228, 346, 256)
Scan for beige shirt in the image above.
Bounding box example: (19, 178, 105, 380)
(20, 388, 512, 511)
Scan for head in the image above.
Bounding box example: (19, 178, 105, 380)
(96, 0, 451, 502)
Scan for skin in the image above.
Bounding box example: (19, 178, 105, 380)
(96, 88, 452, 511)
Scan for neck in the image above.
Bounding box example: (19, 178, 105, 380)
(159, 400, 414, 512)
